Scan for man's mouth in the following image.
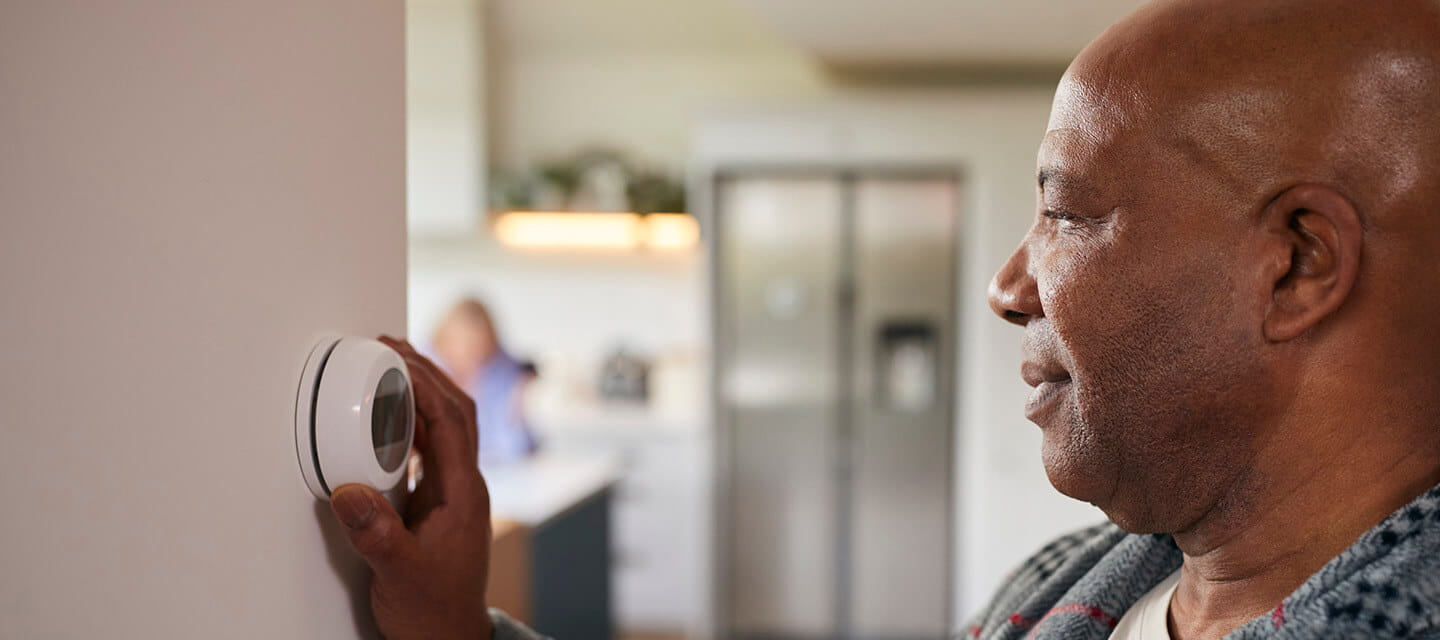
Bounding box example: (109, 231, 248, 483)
(1019, 334, 1077, 423)
(1025, 377, 1071, 420)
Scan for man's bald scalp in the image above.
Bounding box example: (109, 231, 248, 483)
(1064, 0, 1440, 225)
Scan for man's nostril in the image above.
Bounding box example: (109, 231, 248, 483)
(1004, 309, 1028, 321)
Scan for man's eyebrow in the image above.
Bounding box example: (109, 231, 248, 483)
(1038, 168, 1068, 190)
(1037, 168, 1087, 193)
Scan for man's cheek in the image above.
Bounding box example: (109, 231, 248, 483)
(1036, 253, 1093, 315)
(1041, 254, 1126, 335)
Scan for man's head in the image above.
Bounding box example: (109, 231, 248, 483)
(988, 0, 1440, 533)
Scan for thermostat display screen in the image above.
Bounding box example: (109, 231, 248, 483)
(371, 367, 412, 472)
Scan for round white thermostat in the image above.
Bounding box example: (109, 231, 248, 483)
(295, 336, 415, 500)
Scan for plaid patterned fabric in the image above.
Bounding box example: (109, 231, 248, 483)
(964, 483, 1440, 639)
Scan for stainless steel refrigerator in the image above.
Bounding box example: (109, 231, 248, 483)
(711, 169, 959, 639)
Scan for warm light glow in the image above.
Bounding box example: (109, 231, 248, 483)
(493, 211, 700, 251)
(642, 213, 700, 250)
(494, 212, 643, 249)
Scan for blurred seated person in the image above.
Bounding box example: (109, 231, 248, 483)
(429, 297, 536, 465)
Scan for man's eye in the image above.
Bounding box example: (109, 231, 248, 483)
(1041, 209, 1080, 222)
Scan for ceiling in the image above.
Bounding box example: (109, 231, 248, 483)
(724, 0, 1150, 66)
(490, 0, 803, 54)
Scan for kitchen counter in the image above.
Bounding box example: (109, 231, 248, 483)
(485, 452, 621, 526)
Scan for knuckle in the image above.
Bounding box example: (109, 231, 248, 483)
(353, 520, 401, 560)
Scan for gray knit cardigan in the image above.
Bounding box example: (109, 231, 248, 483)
(491, 609, 549, 640)
(965, 482, 1440, 639)
(491, 483, 1440, 639)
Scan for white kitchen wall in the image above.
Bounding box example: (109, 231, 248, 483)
(408, 237, 705, 418)
(0, 2, 405, 637)
(407, 0, 817, 422)
(693, 90, 1107, 627)
(487, 0, 827, 169)
(408, 0, 487, 236)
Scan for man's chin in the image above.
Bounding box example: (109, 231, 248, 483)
(1039, 438, 1136, 517)
(1041, 441, 1113, 506)
(1041, 449, 1178, 535)
(1097, 508, 1172, 535)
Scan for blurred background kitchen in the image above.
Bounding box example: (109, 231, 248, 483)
(404, 1, 1142, 638)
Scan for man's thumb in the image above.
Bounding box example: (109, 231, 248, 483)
(330, 484, 416, 577)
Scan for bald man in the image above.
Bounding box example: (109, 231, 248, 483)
(326, 1, 1440, 639)
(978, 0, 1440, 638)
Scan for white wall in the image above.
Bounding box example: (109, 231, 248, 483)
(693, 90, 1106, 627)
(408, 237, 705, 418)
(487, 0, 826, 169)
(0, 2, 405, 637)
(408, 0, 486, 235)
(408, 0, 819, 422)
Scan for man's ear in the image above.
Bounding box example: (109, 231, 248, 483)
(1258, 183, 1363, 342)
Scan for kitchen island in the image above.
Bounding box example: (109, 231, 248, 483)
(485, 452, 621, 639)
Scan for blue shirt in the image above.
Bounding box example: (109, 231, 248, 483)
(421, 345, 536, 465)
(468, 350, 535, 464)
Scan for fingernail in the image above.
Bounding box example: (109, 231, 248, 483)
(332, 486, 376, 529)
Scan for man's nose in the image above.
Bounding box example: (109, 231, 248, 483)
(988, 242, 1042, 326)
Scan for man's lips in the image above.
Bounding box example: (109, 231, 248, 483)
(1020, 360, 1070, 388)
(1021, 360, 1072, 421)
(1025, 378, 1072, 420)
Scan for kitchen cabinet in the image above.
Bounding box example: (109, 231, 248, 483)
(536, 419, 710, 637)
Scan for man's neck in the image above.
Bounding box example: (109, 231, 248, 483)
(1164, 414, 1440, 640)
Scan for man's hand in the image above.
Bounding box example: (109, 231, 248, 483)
(328, 335, 493, 640)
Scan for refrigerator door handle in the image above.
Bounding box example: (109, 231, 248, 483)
(874, 319, 938, 413)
